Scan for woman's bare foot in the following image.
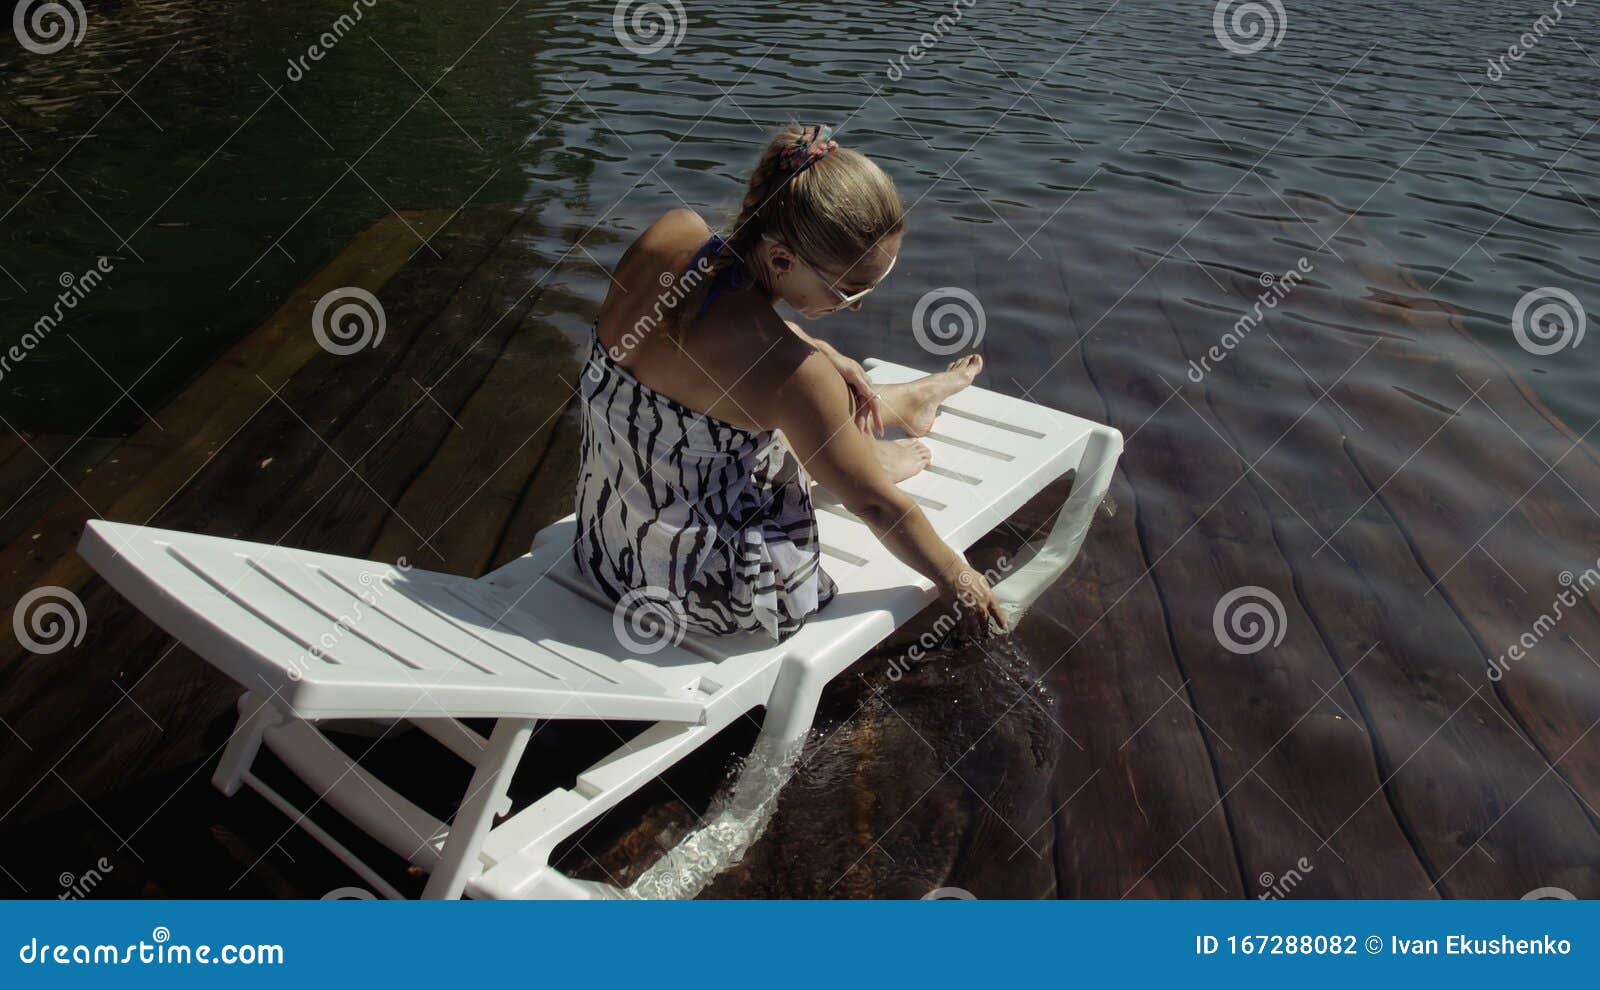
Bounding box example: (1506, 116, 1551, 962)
(875, 438, 932, 483)
(878, 354, 983, 437)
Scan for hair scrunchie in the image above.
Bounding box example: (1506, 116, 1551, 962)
(777, 124, 838, 174)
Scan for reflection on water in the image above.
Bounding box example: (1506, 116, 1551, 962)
(5, 0, 1599, 897)
(5, 1, 1595, 431)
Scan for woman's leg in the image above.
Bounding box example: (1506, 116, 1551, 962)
(842, 376, 931, 483)
(871, 354, 984, 437)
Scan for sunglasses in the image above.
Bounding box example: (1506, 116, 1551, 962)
(762, 235, 897, 308)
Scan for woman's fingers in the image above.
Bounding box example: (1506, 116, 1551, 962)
(990, 598, 1010, 633)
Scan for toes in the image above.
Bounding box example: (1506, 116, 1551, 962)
(946, 353, 983, 379)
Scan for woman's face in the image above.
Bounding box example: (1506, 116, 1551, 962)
(764, 231, 903, 320)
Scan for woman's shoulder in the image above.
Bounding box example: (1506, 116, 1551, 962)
(694, 296, 814, 392)
(638, 208, 711, 256)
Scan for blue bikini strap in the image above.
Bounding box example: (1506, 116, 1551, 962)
(688, 234, 750, 320)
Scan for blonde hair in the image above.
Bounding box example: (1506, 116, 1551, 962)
(669, 123, 904, 334)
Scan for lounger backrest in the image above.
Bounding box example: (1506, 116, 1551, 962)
(78, 521, 706, 724)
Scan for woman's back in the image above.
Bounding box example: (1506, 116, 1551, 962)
(574, 211, 834, 642)
(594, 209, 808, 435)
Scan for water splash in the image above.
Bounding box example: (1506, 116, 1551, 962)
(624, 734, 806, 900)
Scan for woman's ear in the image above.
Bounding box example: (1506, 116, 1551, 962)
(763, 239, 794, 277)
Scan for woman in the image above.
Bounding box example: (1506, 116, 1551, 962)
(574, 123, 1007, 644)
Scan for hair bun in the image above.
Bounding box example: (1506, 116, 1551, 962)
(776, 124, 838, 174)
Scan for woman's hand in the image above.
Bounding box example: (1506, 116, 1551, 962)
(819, 344, 883, 436)
(937, 558, 1010, 640)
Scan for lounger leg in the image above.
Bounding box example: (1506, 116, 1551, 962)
(757, 656, 825, 747)
(212, 691, 283, 797)
(991, 427, 1123, 617)
(421, 717, 536, 900)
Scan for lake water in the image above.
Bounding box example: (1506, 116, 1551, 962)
(3, 0, 1597, 898)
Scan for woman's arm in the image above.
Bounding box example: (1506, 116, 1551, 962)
(782, 321, 882, 435)
(753, 351, 1006, 637)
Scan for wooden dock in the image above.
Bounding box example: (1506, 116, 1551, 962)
(1, 193, 1596, 899)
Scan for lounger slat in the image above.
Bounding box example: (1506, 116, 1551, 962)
(247, 556, 514, 678)
(920, 412, 1028, 460)
(79, 522, 707, 723)
(173, 546, 435, 676)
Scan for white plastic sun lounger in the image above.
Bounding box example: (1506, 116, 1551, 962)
(78, 358, 1121, 899)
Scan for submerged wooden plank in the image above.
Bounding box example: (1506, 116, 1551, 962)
(0, 209, 517, 820)
(367, 252, 586, 576)
(0, 211, 451, 636)
(1270, 195, 1600, 861)
(1050, 199, 1436, 897)
(1153, 191, 1600, 897)
(0, 434, 120, 548)
(971, 212, 1243, 898)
